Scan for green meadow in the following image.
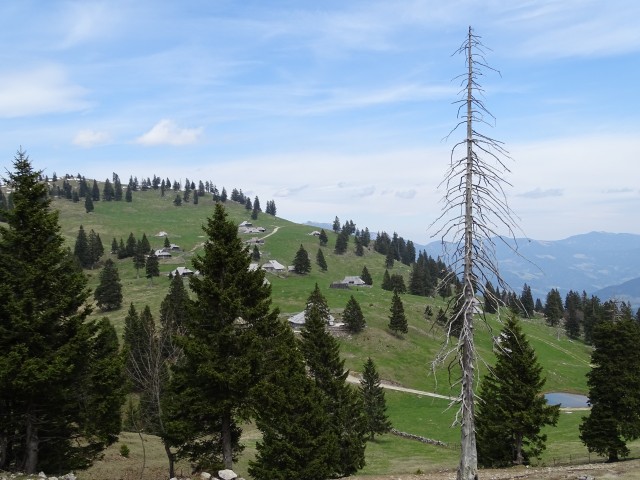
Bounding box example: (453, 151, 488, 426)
(46, 183, 639, 478)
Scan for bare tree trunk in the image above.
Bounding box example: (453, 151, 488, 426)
(221, 408, 233, 470)
(24, 415, 38, 475)
(514, 432, 524, 465)
(164, 442, 175, 479)
(457, 26, 479, 480)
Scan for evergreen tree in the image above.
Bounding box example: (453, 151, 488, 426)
(476, 315, 559, 467)
(361, 265, 373, 286)
(534, 298, 543, 312)
(166, 203, 280, 470)
(164, 236, 171, 249)
(252, 245, 261, 261)
(140, 232, 151, 254)
(132, 240, 146, 277)
(544, 288, 564, 326)
(318, 228, 328, 246)
(359, 358, 392, 439)
(87, 229, 104, 268)
(564, 290, 582, 339)
(293, 244, 311, 274)
(114, 175, 123, 200)
(173, 193, 182, 206)
(343, 295, 366, 333)
(580, 318, 640, 462)
(483, 281, 499, 314)
(385, 250, 394, 269)
(74, 224, 90, 268)
(388, 290, 408, 334)
(381, 269, 392, 291)
(91, 179, 100, 201)
(316, 248, 327, 271)
(520, 283, 535, 318)
(125, 232, 136, 257)
(220, 187, 227, 202)
(102, 178, 114, 201)
(0, 150, 123, 473)
(85, 193, 94, 213)
(111, 237, 118, 254)
(245, 197, 252, 210)
(250, 324, 338, 480)
(354, 236, 364, 256)
(390, 273, 406, 294)
(361, 227, 371, 247)
(332, 216, 340, 233)
(145, 251, 160, 283)
(125, 184, 133, 202)
(300, 287, 367, 477)
(94, 258, 123, 311)
(334, 230, 348, 254)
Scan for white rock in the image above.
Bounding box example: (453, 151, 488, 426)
(200, 472, 212, 480)
(217, 470, 237, 480)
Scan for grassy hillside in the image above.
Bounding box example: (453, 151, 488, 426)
(40, 184, 639, 477)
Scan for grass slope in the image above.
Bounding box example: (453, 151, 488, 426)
(42, 184, 638, 477)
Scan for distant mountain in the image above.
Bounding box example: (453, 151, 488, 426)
(594, 277, 640, 309)
(304, 221, 333, 231)
(423, 232, 640, 305)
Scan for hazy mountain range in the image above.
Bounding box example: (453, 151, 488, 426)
(422, 232, 640, 307)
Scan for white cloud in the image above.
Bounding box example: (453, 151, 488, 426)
(0, 65, 89, 117)
(73, 129, 111, 147)
(395, 189, 417, 199)
(518, 188, 563, 199)
(136, 119, 203, 146)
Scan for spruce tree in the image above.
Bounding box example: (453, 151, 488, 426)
(520, 283, 535, 318)
(293, 244, 311, 274)
(133, 240, 146, 278)
(334, 230, 348, 254)
(580, 318, 640, 462)
(85, 193, 94, 213)
(343, 295, 366, 333)
(141, 232, 151, 254)
(87, 229, 104, 268)
(91, 179, 100, 201)
(361, 265, 373, 286)
(360, 357, 392, 439)
(126, 232, 137, 257)
(476, 315, 559, 467)
(94, 258, 123, 311)
(125, 184, 133, 202)
(318, 228, 328, 246)
(250, 324, 338, 480)
(166, 203, 280, 471)
(0, 150, 123, 473)
(252, 245, 261, 261)
(388, 290, 408, 334)
(145, 251, 160, 283)
(381, 269, 392, 291)
(299, 287, 367, 477)
(354, 236, 364, 256)
(544, 288, 564, 326)
(316, 248, 327, 271)
(74, 224, 90, 268)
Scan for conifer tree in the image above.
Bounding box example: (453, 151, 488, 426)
(388, 290, 408, 335)
(343, 295, 366, 333)
(74, 224, 90, 268)
(334, 230, 348, 254)
(476, 316, 559, 467)
(252, 245, 261, 261)
(381, 269, 392, 291)
(87, 229, 104, 268)
(145, 251, 160, 283)
(141, 232, 151, 254)
(332, 216, 340, 233)
(102, 178, 114, 201)
(360, 358, 392, 440)
(111, 237, 118, 254)
(94, 258, 123, 311)
(166, 204, 280, 471)
(354, 236, 364, 256)
(133, 240, 146, 278)
(125, 232, 137, 257)
(580, 318, 640, 462)
(483, 281, 499, 314)
(249, 324, 338, 480)
(125, 184, 133, 202)
(293, 244, 311, 274)
(544, 288, 564, 326)
(299, 286, 367, 477)
(520, 283, 535, 318)
(91, 179, 100, 201)
(114, 175, 123, 200)
(85, 193, 94, 213)
(318, 228, 328, 246)
(316, 248, 327, 271)
(361, 265, 373, 286)
(0, 150, 123, 473)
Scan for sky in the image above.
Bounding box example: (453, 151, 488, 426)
(0, 0, 639, 244)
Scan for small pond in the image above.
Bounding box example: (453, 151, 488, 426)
(544, 392, 589, 408)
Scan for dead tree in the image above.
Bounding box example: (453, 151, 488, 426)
(431, 27, 519, 480)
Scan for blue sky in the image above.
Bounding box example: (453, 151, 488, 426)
(1, 0, 639, 243)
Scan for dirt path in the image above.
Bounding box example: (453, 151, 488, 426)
(260, 225, 281, 239)
(347, 374, 456, 401)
